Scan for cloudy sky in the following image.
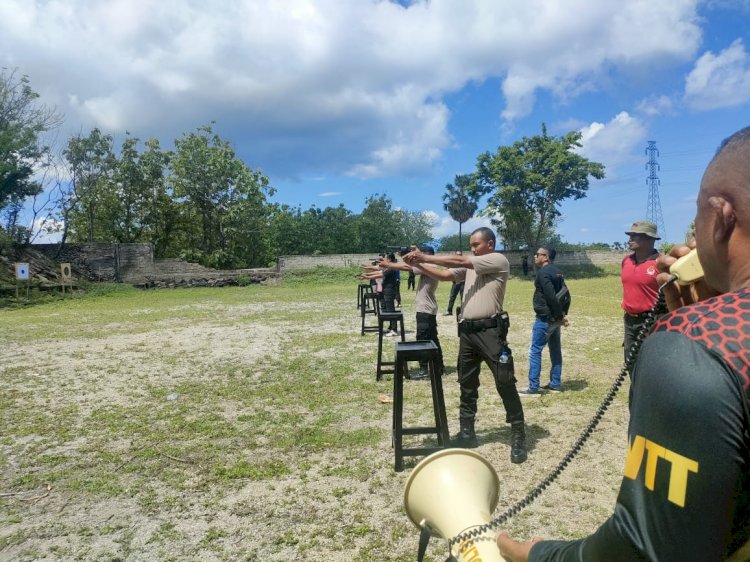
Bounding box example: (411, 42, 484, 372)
(3, 0, 750, 245)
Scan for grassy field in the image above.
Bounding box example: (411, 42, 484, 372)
(0, 268, 631, 561)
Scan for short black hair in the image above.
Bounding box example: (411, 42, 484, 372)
(540, 245, 556, 261)
(420, 245, 435, 255)
(471, 227, 496, 248)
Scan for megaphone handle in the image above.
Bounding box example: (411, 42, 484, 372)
(417, 525, 431, 562)
(417, 523, 460, 562)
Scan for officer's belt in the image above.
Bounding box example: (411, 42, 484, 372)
(458, 316, 500, 333)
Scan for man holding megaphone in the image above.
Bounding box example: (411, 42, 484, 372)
(497, 127, 750, 560)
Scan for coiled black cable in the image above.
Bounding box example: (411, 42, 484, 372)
(445, 290, 667, 555)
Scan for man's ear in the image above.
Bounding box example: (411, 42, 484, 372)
(708, 196, 736, 243)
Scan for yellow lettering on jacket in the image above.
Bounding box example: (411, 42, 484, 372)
(623, 435, 699, 508)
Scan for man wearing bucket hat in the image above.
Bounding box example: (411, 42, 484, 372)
(620, 219, 661, 363)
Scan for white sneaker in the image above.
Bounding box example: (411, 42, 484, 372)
(384, 329, 397, 337)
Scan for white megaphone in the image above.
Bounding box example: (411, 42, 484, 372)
(403, 448, 506, 562)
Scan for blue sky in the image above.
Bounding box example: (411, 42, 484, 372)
(2, 0, 749, 246)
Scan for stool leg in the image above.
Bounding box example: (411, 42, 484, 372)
(362, 295, 372, 336)
(429, 359, 450, 446)
(393, 358, 405, 472)
(376, 319, 385, 381)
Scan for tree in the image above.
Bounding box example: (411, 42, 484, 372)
(356, 194, 402, 252)
(135, 138, 176, 257)
(169, 125, 274, 268)
(62, 128, 117, 243)
(438, 233, 464, 251)
(442, 173, 478, 252)
(0, 68, 62, 227)
(474, 125, 605, 251)
(394, 208, 434, 248)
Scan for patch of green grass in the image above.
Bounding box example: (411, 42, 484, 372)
(281, 265, 362, 286)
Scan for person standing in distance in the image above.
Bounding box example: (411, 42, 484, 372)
(360, 253, 400, 336)
(621, 220, 661, 364)
(444, 250, 465, 316)
(519, 246, 569, 396)
(497, 126, 750, 561)
(404, 227, 527, 464)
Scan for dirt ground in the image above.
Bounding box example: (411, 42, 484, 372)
(0, 282, 631, 561)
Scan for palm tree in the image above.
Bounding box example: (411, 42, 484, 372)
(442, 174, 479, 251)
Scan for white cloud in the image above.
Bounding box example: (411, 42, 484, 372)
(30, 217, 64, 244)
(635, 95, 674, 116)
(318, 191, 342, 197)
(431, 215, 489, 239)
(576, 112, 648, 171)
(0, 0, 702, 179)
(684, 39, 750, 110)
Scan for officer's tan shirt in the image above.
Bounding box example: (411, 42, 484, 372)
(451, 252, 509, 320)
(412, 265, 439, 315)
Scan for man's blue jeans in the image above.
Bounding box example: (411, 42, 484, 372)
(527, 316, 562, 391)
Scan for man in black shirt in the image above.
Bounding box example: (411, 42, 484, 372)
(519, 246, 569, 396)
(496, 126, 750, 561)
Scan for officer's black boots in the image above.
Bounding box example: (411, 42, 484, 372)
(510, 421, 528, 464)
(452, 418, 478, 448)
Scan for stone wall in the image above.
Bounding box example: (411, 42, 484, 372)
(31, 242, 278, 285)
(26, 243, 626, 282)
(278, 249, 628, 271)
(34, 243, 123, 281)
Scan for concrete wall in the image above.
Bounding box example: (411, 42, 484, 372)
(32, 243, 278, 285)
(278, 249, 628, 271)
(34, 242, 155, 282)
(116, 244, 155, 282)
(29, 243, 627, 281)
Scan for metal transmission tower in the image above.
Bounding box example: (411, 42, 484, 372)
(644, 141, 667, 240)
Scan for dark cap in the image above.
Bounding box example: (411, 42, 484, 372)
(625, 220, 660, 240)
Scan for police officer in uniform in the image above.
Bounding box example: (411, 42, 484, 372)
(404, 227, 527, 464)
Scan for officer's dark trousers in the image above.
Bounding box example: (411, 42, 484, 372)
(457, 325, 523, 424)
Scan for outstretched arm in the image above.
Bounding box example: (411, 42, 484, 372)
(411, 263, 455, 282)
(403, 250, 474, 269)
(377, 258, 413, 272)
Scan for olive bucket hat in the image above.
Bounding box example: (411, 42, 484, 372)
(625, 220, 660, 240)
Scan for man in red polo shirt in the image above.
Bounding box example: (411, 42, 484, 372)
(620, 220, 661, 364)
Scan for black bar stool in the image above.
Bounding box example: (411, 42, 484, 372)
(361, 292, 380, 335)
(376, 311, 405, 381)
(357, 283, 373, 310)
(392, 340, 450, 472)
